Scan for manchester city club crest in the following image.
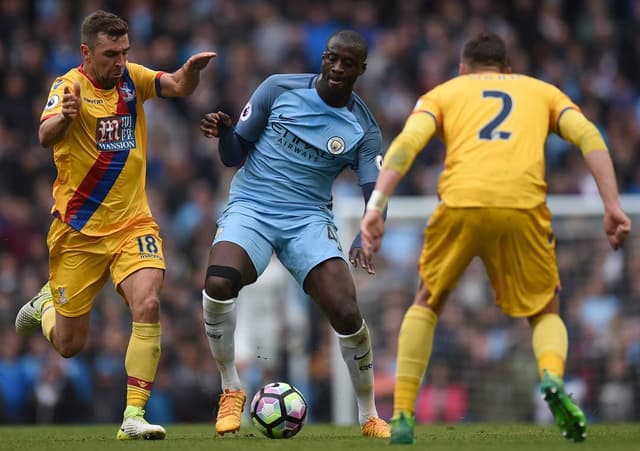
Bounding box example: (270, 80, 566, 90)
(326, 136, 345, 154)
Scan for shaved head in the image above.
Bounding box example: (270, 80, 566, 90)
(327, 30, 368, 63)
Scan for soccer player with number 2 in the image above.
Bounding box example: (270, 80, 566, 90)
(15, 10, 215, 440)
(360, 32, 631, 444)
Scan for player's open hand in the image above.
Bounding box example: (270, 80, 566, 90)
(349, 246, 375, 275)
(604, 206, 632, 250)
(185, 52, 217, 72)
(201, 111, 233, 138)
(62, 82, 81, 121)
(360, 209, 385, 259)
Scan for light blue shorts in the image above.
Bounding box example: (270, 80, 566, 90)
(213, 204, 346, 286)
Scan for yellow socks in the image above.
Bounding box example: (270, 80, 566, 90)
(531, 313, 567, 378)
(393, 305, 438, 417)
(125, 322, 161, 407)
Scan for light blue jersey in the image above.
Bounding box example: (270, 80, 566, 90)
(230, 73, 382, 215)
(214, 73, 382, 285)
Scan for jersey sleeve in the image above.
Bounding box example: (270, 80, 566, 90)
(381, 111, 436, 175)
(126, 62, 163, 102)
(557, 108, 608, 154)
(548, 85, 580, 134)
(234, 75, 281, 143)
(354, 123, 383, 185)
(411, 87, 442, 128)
(41, 77, 72, 122)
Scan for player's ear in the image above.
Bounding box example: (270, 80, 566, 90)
(80, 44, 91, 61)
(359, 62, 367, 75)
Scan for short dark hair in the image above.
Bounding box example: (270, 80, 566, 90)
(81, 10, 128, 49)
(461, 32, 508, 70)
(327, 29, 368, 61)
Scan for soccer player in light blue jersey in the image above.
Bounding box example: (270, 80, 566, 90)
(199, 30, 390, 439)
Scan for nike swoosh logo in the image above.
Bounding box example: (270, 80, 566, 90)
(354, 349, 371, 361)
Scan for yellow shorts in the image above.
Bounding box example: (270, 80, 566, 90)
(47, 218, 166, 317)
(419, 204, 560, 317)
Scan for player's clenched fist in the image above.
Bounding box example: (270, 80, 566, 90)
(201, 111, 232, 139)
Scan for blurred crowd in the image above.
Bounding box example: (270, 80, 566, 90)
(1, 0, 640, 425)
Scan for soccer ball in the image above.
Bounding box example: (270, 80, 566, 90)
(250, 381, 307, 439)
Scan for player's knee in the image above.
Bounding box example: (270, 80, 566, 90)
(55, 336, 84, 358)
(204, 265, 242, 300)
(127, 292, 161, 322)
(414, 282, 432, 305)
(58, 346, 80, 358)
(414, 282, 445, 314)
(204, 277, 231, 300)
(333, 305, 363, 335)
(138, 295, 160, 317)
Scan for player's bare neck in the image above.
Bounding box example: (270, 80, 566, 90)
(470, 65, 502, 74)
(81, 64, 116, 90)
(315, 77, 349, 108)
(318, 91, 348, 108)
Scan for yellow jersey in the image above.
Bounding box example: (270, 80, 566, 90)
(41, 62, 163, 236)
(414, 73, 578, 208)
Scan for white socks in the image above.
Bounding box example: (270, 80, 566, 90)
(336, 320, 378, 425)
(203, 289, 379, 424)
(202, 290, 242, 391)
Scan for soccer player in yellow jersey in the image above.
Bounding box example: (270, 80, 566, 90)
(360, 32, 631, 444)
(14, 10, 215, 439)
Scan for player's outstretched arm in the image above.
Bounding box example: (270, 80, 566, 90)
(160, 51, 216, 97)
(558, 109, 632, 250)
(349, 182, 380, 275)
(583, 150, 632, 250)
(360, 169, 403, 257)
(360, 111, 435, 257)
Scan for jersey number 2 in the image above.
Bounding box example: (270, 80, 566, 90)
(479, 90, 512, 140)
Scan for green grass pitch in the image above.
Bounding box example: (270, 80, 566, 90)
(1, 423, 638, 451)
